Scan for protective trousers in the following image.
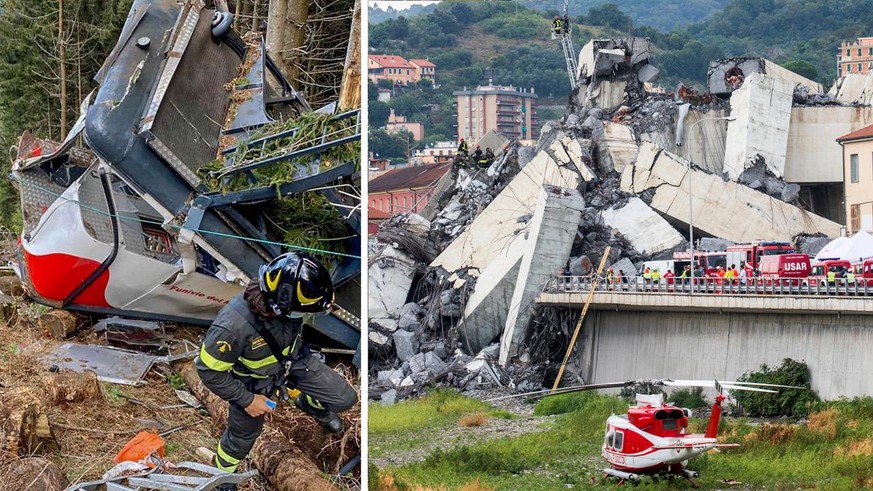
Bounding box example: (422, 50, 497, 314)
(215, 354, 358, 472)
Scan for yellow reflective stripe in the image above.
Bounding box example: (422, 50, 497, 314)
(216, 443, 240, 470)
(238, 346, 291, 369)
(306, 395, 325, 410)
(231, 368, 270, 379)
(199, 346, 234, 372)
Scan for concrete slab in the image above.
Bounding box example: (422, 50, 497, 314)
(460, 252, 523, 354)
(829, 73, 873, 104)
(784, 106, 873, 183)
(625, 142, 842, 242)
(600, 198, 683, 255)
(431, 138, 586, 274)
(601, 122, 638, 173)
(723, 72, 794, 180)
(499, 186, 585, 365)
(708, 57, 822, 95)
(369, 245, 415, 319)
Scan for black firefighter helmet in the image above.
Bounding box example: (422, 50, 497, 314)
(258, 252, 334, 315)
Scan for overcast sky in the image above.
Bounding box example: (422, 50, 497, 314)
(369, 1, 440, 10)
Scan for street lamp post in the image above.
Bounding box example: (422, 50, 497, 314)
(684, 115, 735, 295)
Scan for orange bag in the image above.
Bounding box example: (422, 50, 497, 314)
(114, 431, 166, 467)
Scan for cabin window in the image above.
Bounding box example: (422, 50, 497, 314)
(613, 431, 624, 451)
(605, 429, 614, 448)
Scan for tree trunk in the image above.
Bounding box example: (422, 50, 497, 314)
(250, 432, 335, 491)
(39, 310, 80, 339)
(0, 387, 57, 458)
(282, 0, 308, 90)
(175, 362, 337, 491)
(338, 0, 361, 111)
(266, 0, 288, 68)
(58, 0, 66, 136)
(0, 457, 69, 491)
(252, 0, 260, 32)
(0, 275, 25, 297)
(44, 370, 101, 405)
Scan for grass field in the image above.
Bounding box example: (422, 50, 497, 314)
(369, 390, 873, 490)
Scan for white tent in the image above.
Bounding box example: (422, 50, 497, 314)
(814, 230, 873, 262)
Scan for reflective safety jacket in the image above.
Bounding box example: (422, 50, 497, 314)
(196, 294, 302, 408)
(847, 272, 856, 284)
(827, 271, 836, 284)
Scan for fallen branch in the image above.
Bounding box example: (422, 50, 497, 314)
(175, 361, 336, 491)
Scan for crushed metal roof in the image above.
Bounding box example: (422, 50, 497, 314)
(369, 162, 451, 193)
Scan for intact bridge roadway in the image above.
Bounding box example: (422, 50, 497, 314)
(537, 276, 873, 315)
(535, 276, 873, 400)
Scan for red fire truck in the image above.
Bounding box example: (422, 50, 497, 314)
(726, 242, 795, 275)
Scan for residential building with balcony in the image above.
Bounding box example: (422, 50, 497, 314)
(368, 54, 438, 86)
(453, 84, 538, 142)
(838, 37, 873, 76)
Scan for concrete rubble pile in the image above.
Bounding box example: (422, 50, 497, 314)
(369, 39, 860, 403)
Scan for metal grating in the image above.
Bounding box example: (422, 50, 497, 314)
(150, 10, 240, 185)
(18, 169, 67, 237)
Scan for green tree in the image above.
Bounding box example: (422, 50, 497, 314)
(585, 3, 632, 30)
(369, 129, 413, 159)
(369, 100, 390, 128)
(781, 60, 818, 80)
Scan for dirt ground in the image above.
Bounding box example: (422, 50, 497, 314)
(0, 261, 360, 491)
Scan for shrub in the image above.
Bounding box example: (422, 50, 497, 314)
(733, 358, 819, 417)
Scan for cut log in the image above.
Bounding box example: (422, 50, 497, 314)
(44, 370, 101, 405)
(0, 457, 69, 491)
(0, 387, 58, 458)
(175, 362, 336, 491)
(251, 431, 335, 491)
(0, 275, 26, 297)
(39, 310, 80, 339)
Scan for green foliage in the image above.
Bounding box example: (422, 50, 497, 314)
(369, 100, 390, 128)
(198, 112, 359, 193)
(534, 391, 598, 416)
(0, 0, 131, 230)
(667, 387, 709, 409)
(583, 3, 633, 30)
(369, 389, 512, 437)
(735, 358, 819, 417)
(480, 11, 546, 40)
(369, 129, 413, 159)
(166, 371, 185, 391)
(781, 59, 819, 80)
(270, 193, 351, 256)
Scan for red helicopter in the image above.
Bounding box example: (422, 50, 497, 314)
(491, 379, 803, 487)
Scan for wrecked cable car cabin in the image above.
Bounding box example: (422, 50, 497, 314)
(9, 0, 361, 363)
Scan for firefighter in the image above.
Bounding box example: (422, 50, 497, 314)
(847, 267, 857, 295)
(485, 147, 495, 165)
(196, 252, 357, 489)
(553, 15, 562, 35)
(651, 268, 661, 286)
(642, 267, 652, 285)
(472, 145, 484, 167)
(475, 146, 488, 168)
(457, 138, 468, 157)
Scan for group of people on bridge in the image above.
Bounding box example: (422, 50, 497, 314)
(455, 138, 495, 169)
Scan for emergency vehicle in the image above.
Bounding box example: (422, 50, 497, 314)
(758, 253, 810, 286)
(726, 242, 795, 275)
(806, 260, 852, 288)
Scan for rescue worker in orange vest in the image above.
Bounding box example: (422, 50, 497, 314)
(642, 267, 652, 285)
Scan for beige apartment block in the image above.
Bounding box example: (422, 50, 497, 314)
(454, 84, 538, 142)
(837, 124, 873, 233)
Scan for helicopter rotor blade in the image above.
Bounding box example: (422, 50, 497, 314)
(484, 381, 636, 402)
(663, 379, 805, 392)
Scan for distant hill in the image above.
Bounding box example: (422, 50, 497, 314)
(369, 1, 730, 32)
(369, 3, 438, 25)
